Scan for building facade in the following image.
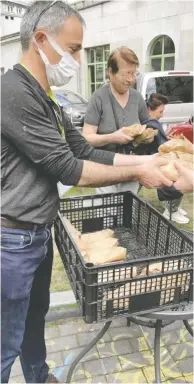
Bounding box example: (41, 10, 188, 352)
(1, 0, 193, 97)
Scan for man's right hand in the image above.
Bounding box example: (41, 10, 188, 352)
(111, 128, 133, 144)
(136, 157, 173, 189)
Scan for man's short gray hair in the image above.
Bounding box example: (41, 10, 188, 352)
(20, 1, 85, 51)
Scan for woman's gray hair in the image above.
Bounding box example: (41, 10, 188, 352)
(20, 1, 85, 51)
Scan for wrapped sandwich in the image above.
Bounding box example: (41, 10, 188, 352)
(122, 124, 146, 138)
(133, 128, 158, 146)
(159, 134, 194, 155)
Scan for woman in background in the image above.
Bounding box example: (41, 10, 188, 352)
(147, 93, 189, 224)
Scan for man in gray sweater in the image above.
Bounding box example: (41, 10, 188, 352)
(1, 1, 172, 383)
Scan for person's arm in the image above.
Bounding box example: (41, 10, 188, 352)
(173, 162, 194, 193)
(83, 124, 132, 147)
(66, 117, 158, 167)
(3, 89, 172, 189)
(77, 157, 172, 189)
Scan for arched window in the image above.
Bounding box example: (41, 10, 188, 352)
(148, 35, 175, 71)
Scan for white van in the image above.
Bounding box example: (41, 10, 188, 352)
(135, 71, 193, 130)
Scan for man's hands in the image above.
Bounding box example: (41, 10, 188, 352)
(111, 127, 133, 144)
(136, 157, 173, 189)
(173, 161, 194, 193)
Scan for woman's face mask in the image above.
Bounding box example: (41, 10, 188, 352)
(36, 34, 80, 87)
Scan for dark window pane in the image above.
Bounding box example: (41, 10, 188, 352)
(96, 64, 104, 82)
(96, 83, 103, 89)
(104, 65, 109, 79)
(88, 49, 95, 63)
(105, 49, 110, 61)
(91, 84, 95, 94)
(164, 36, 175, 54)
(147, 76, 193, 103)
(88, 65, 95, 83)
(151, 37, 163, 55)
(164, 56, 175, 70)
(150, 58, 162, 71)
(96, 46, 103, 62)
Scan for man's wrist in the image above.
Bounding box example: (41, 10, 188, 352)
(133, 165, 142, 182)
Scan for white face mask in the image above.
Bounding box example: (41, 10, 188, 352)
(36, 35, 80, 87)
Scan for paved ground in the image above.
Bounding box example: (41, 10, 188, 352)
(10, 316, 193, 383)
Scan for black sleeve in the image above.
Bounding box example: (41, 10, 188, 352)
(65, 117, 115, 165)
(2, 90, 84, 186)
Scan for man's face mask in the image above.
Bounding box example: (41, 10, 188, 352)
(36, 34, 80, 87)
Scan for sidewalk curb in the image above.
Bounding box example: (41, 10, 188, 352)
(46, 290, 78, 322)
(50, 290, 76, 308)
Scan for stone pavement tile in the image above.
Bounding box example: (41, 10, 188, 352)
(106, 368, 147, 383)
(184, 374, 194, 383)
(88, 375, 107, 383)
(129, 336, 150, 353)
(177, 358, 193, 376)
(178, 328, 193, 344)
(46, 351, 64, 369)
(52, 362, 85, 382)
(77, 375, 107, 383)
(102, 356, 122, 375)
(84, 359, 106, 376)
(10, 359, 22, 378)
(168, 343, 193, 361)
(62, 346, 99, 364)
(141, 327, 165, 349)
(77, 331, 111, 347)
(58, 322, 80, 336)
(58, 318, 104, 336)
(143, 365, 166, 383)
(46, 335, 78, 353)
(162, 331, 181, 346)
(45, 326, 60, 340)
(59, 319, 104, 334)
(84, 356, 122, 377)
(167, 378, 186, 383)
(111, 318, 127, 328)
(118, 350, 154, 371)
(160, 347, 184, 379)
(163, 321, 185, 332)
(108, 324, 143, 341)
(9, 375, 25, 383)
(97, 340, 132, 358)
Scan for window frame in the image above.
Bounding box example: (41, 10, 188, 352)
(148, 36, 175, 72)
(87, 44, 110, 95)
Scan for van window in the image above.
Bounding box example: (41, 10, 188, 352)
(146, 76, 193, 103)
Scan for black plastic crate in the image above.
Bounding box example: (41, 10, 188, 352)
(54, 192, 193, 323)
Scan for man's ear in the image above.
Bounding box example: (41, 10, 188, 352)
(34, 31, 47, 50)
